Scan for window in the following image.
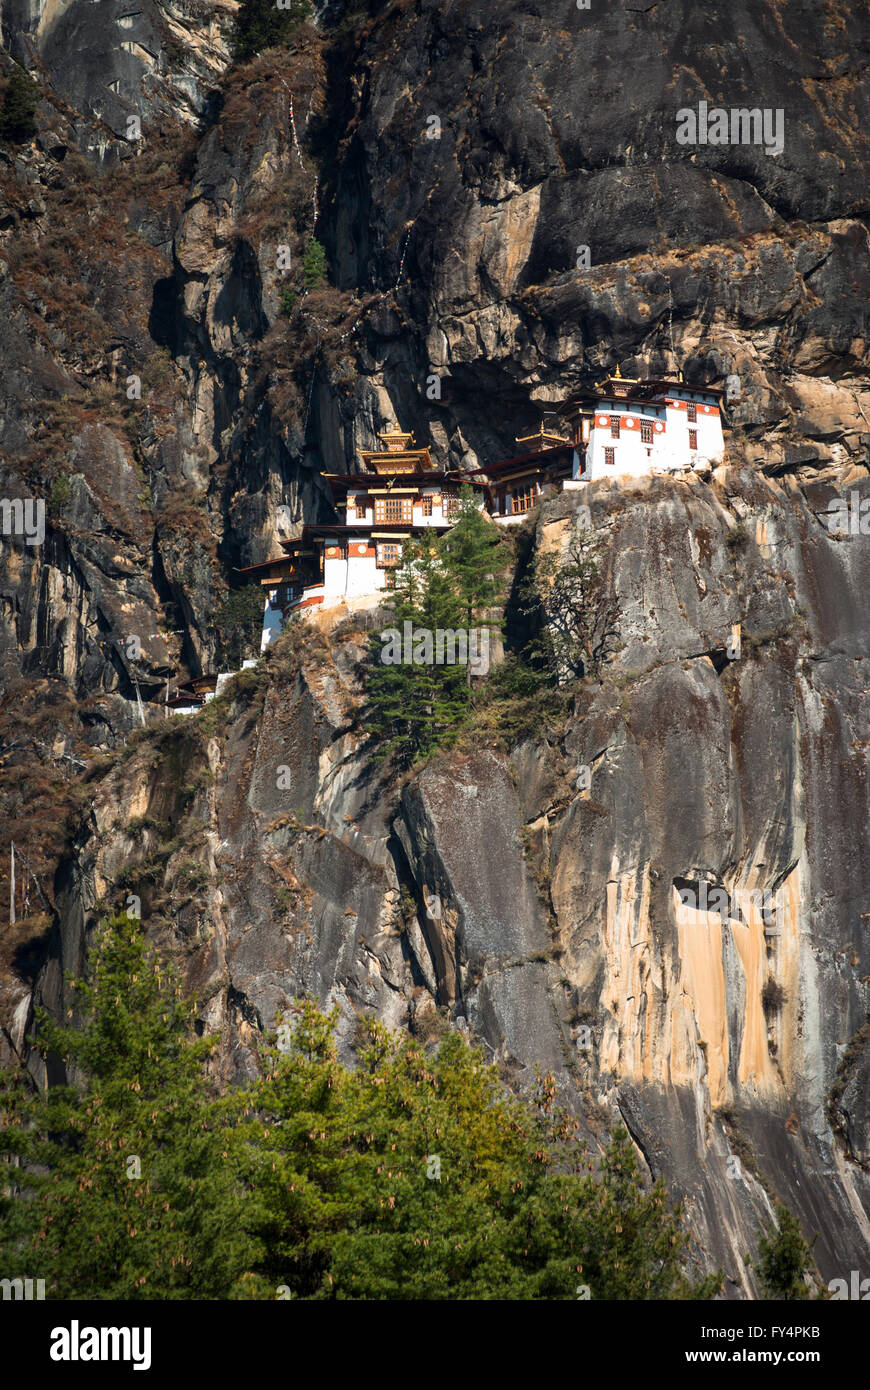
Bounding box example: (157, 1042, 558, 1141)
(443, 494, 460, 517)
(604, 447, 615, 466)
(640, 420, 653, 444)
(687, 402, 697, 423)
(421, 495, 433, 516)
(689, 430, 698, 450)
(610, 415, 621, 438)
(374, 497, 412, 524)
(511, 486, 536, 514)
(377, 543, 401, 569)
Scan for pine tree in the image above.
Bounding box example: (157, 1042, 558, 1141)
(0, 65, 38, 144)
(756, 1204, 814, 1299)
(245, 1006, 723, 1300)
(215, 583, 265, 666)
(233, 0, 312, 61)
(0, 913, 256, 1299)
(302, 239, 328, 289)
(365, 533, 469, 765)
(439, 482, 507, 630)
(571, 1127, 722, 1299)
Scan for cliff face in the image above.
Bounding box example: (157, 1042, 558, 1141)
(35, 465, 870, 1294)
(1, 0, 869, 1295)
(0, 0, 236, 136)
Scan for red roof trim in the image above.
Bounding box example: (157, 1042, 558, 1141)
(470, 445, 576, 478)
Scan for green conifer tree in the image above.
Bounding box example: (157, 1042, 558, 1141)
(233, 0, 312, 62)
(302, 238, 328, 289)
(571, 1127, 721, 1299)
(365, 533, 468, 765)
(0, 65, 38, 144)
(755, 1204, 815, 1299)
(215, 583, 265, 667)
(438, 482, 507, 630)
(245, 1006, 722, 1300)
(0, 913, 256, 1299)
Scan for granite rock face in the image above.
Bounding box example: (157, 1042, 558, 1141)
(0, 0, 236, 139)
(27, 473, 870, 1294)
(0, 0, 868, 1295)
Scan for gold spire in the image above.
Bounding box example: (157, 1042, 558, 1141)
(378, 422, 416, 452)
(516, 420, 572, 452)
(360, 421, 434, 473)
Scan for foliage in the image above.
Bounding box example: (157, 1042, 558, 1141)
(48, 474, 71, 512)
(279, 285, 298, 316)
(0, 64, 38, 144)
(215, 583, 264, 668)
(0, 921, 722, 1301)
(244, 1004, 722, 1300)
(519, 525, 618, 683)
(364, 501, 619, 760)
(302, 239, 328, 289)
(463, 652, 571, 751)
(755, 1205, 814, 1300)
(364, 533, 469, 766)
(364, 493, 508, 766)
(439, 485, 508, 628)
(725, 520, 751, 554)
(232, 0, 312, 61)
(0, 913, 256, 1299)
(761, 977, 788, 1015)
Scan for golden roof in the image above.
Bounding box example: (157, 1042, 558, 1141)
(516, 420, 572, 451)
(359, 421, 434, 472)
(378, 423, 416, 451)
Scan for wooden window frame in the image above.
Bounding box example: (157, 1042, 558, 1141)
(510, 485, 536, 514)
(377, 543, 401, 569)
(688, 429, 698, 451)
(610, 415, 621, 438)
(374, 497, 412, 524)
(604, 447, 615, 466)
(640, 421, 653, 444)
(687, 402, 697, 423)
(421, 495, 433, 516)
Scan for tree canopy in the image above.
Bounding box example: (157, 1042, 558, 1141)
(0, 913, 255, 1299)
(0, 65, 38, 144)
(0, 914, 724, 1300)
(233, 0, 312, 62)
(364, 487, 508, 765)
(755, 1204, 815, 1300)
